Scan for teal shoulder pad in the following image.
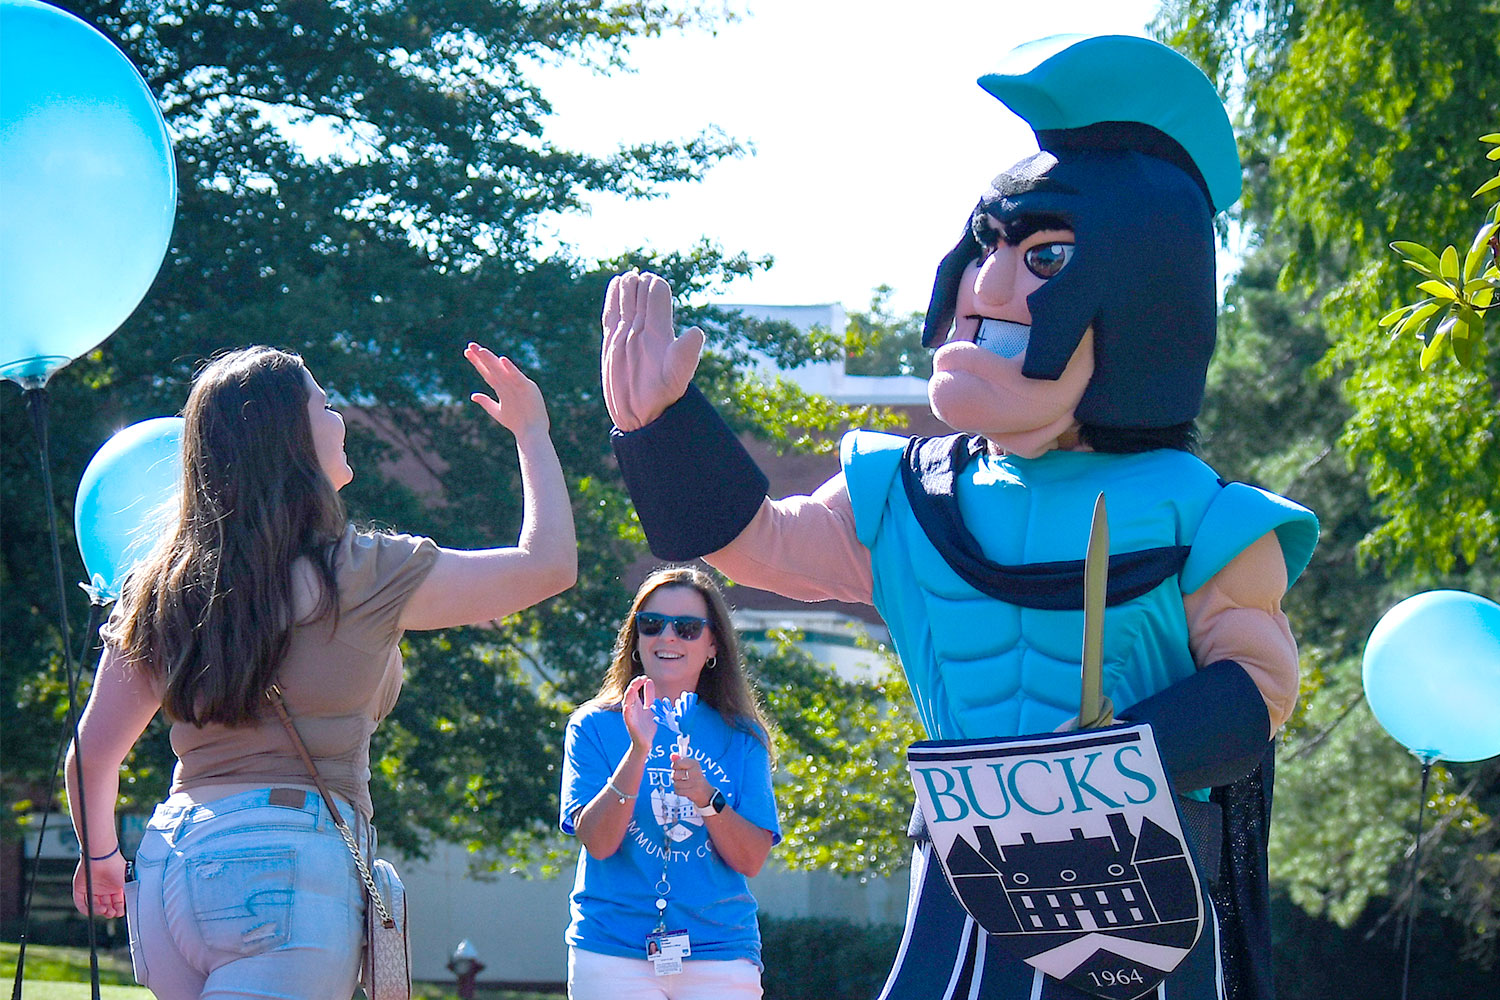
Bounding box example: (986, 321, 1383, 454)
(840, 430, 909, 549)
(1181, 483, 1319, 593)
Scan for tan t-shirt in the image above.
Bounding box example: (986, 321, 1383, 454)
(158, 526, 438, 818)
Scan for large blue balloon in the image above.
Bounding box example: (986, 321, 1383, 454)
(75, 417, 183, 601)
(0, 0, 176, 385)
(1362, 590, 1500, 763)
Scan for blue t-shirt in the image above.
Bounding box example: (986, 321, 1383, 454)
(560, 702, 781, 968)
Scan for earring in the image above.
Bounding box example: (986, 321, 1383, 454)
(631, 650, 641, 663)
(704, 655, 717, 670)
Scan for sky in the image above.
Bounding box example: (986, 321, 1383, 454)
(528, 0, 1164, 315)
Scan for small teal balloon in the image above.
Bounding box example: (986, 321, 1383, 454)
(74, 417, 183, 601)
(1362, 590, 1500, 763)
(0, 0, 176, 385)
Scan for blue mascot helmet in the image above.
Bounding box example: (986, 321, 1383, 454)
(923, 35, 1241, 432)
(979, 34, 1241, 214)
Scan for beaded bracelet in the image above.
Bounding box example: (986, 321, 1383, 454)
(605, 779, 637, 805)
(88, 845, 121, 862)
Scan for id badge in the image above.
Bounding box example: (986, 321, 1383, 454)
(647, 930, 691, 976)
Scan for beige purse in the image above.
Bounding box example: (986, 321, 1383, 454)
(360, 857, 411, 1000)
(266, 686, 412, 1000)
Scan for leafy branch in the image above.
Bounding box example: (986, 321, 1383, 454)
(1380, 131, 1500, 368)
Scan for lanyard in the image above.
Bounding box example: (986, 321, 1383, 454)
(653, 818, 672, 934)
(651, 712, 693, 936)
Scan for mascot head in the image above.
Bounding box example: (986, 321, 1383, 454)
(923, 35, 1240, 456)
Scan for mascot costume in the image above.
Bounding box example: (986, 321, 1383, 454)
(600, 35, 1318, 1000)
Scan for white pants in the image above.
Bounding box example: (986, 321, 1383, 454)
(568, 946, 762, 1000)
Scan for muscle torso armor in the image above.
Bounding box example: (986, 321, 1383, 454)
(842, 430, 1317, 748)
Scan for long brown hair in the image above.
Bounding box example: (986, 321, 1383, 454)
(105, 347, 347, 725)
(588, 566, 775, 760)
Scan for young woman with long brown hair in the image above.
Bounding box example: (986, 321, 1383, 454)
(560, 565, 780, 1000)
(65, 342, 576, 999)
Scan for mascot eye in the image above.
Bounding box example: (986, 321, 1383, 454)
(1024, 242, 1074, 279)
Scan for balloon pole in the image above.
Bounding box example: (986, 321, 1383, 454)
(15, 385, 104, 1000)
(10, 600, 110, 1000)
(1399, 754, 1435, 1000)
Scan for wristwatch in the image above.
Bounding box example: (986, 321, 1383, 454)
(699, 788, 727, 816)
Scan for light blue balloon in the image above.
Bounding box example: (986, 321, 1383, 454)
(1362, 590, 1500, 763)
(74, 417, 183, 601)
(0, 0, 176, 385)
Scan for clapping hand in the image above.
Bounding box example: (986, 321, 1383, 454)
(671, 752, 712, 810)
(622, 675, 658, 751)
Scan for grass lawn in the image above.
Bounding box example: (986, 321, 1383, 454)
(8, 985, 150, 999)
(1, 942, 136, 986)
(3, 942, 560, 999)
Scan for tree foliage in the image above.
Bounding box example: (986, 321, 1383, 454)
(755, 634, 924, 878)
(1380, 143, 1499, 370)
(843, 286, 932, 379)
(0, 0, 888, 858)
(1160, 0, 1500, 577)
(1158, 0, 1500, 964)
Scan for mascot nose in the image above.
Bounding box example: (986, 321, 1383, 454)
(973, 248, 1018, 309)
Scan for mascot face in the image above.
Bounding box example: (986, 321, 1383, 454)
(923, 147, 1219, 451)
(921, 33, 1241, 454)
(928, 213, 1094, 458)
(918, 35, 1240, 455)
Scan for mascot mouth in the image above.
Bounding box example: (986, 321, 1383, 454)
(973, 318, 1030, 359)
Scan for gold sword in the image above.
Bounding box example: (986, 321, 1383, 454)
(1080, 492, 1116, 729)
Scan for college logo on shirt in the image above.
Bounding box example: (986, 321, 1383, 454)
(649, 783, 703, 842)
(634, 741, 734, 848)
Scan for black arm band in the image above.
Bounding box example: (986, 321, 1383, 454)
(611, 383, 769, 560)
(1117, 659, 1272, 792)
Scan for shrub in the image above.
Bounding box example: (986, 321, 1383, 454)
(759, 916, 903, 1000)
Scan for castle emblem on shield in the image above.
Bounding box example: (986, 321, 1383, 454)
(945, 811, 1199, 942)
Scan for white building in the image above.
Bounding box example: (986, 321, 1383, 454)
(722, 302, 930, 407)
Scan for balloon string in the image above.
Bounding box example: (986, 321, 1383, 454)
(1399, 758, 1433, 1000)
(21, 387, 103, 1000)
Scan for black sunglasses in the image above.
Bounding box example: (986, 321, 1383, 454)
(635, 612, 709, 641)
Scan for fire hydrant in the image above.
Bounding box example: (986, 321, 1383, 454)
(446, 938, 485, 1000)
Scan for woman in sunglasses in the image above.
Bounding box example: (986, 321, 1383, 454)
(560, 566, 781, 999)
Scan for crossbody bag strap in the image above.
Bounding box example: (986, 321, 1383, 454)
(265, 684, 395, 928)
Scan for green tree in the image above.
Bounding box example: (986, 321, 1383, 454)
(755, 634, 924, 878)
(1381, 131, 1500, 367)
(0, 0, 887, 859)
(1158, 0, 1500, 964)
(1160, 0, 1500, 577)
(844, 285, 933, 379)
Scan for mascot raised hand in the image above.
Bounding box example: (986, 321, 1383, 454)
(602, 35, 1317, 1000)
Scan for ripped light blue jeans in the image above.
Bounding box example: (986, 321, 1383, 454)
(127, 787, 368, 1000)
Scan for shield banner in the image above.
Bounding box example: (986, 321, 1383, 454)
(907, 724, 1204, 1000)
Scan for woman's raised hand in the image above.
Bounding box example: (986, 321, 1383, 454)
(397, 343, 576, 631)
(622, 674, 658, 750)
(601, 270, 705, 431)
(465, 343, 548, 438)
